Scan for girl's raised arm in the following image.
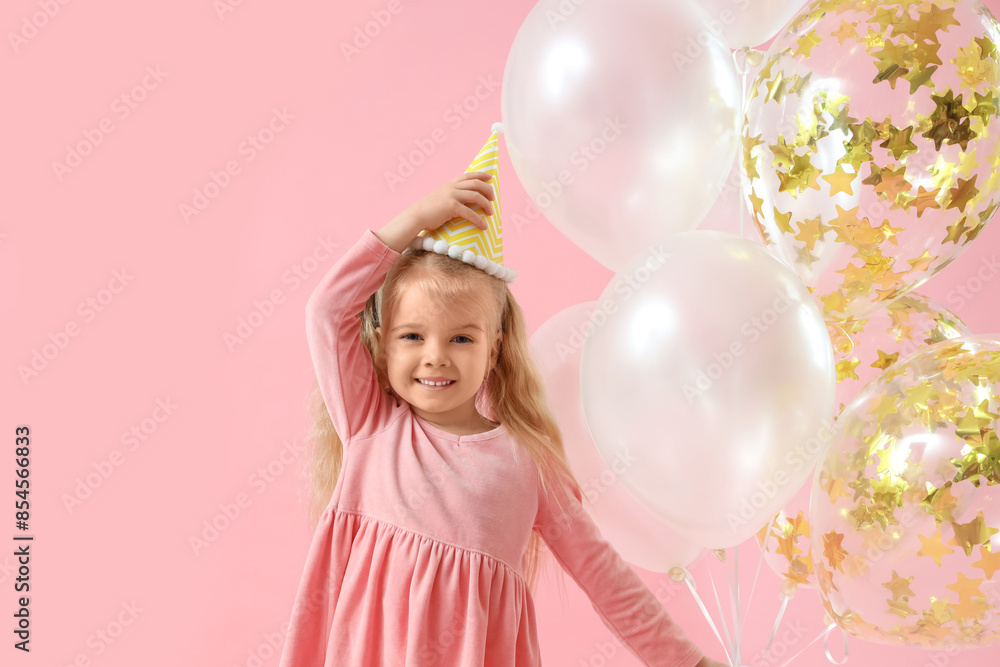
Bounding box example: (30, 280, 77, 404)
(304, 171, 495, 444)
(304, 229, 403, 444)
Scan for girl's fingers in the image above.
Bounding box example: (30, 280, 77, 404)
(455, 188, 494, 220)
(453, 172, 495, 194)
(455, 203, 488, 229)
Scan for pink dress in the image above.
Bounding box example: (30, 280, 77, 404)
(277, 228, 705, 667)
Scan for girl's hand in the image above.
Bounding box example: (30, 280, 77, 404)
(375, 171, 496, 254)
(404, 171, 496, 234)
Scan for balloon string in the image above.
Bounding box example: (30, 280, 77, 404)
(706, 556, 735, 661)
(730, 546, 742, 667)
(823, 625, 850, 664)
(681, 571, 733, 666)
(765, 594, 791, 651)
(775, 623, 837, 667)
(743, 526, 770, 625)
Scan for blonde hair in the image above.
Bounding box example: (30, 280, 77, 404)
(301, 243, 585, 592)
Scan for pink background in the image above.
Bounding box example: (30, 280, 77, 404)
(4, 1, 1000, 666)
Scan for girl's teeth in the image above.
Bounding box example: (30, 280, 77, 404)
(418, 379, 453, 386)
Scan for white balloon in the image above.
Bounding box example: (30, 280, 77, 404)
(530, 302, 703, 572)
(502, 0, 740, 271)
(580, 231, 836, 549)
(704, 0, 809, 48)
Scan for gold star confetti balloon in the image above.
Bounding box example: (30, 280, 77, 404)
(757, 481, 818, 590)
(742, 0, 1000, 322)
(829, 291, 971, 413)
(758, 292, 969, 591)
(757, 292, 972, 592)
(810, 335, 1000, 649)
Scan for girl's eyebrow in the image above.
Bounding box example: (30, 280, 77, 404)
(390, 322, 483, 333)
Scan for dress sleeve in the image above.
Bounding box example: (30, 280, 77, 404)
(534, 469, 705, 667)
(304, 228, 402, 445)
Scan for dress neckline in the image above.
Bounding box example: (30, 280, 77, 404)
(411, 410, 505, 443)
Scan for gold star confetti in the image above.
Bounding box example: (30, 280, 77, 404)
(948, 595, 989, 621)
(921, 481, 959, 524)
(888, 598, 918, 617)
(921, 4, 959, 32)
(911, 186, 942, 217)
(872, 349, 901, 371)
(765, 72, 787, 104)
(773, 207, 794, 234)
(770, 135, 796, 170)
(971, 545, 1000, 578)
(946, 175, 980, 213)
(926, 598, 954, 626)
(880, 125, 919, 159)
(837, 358, 861, 382)
(795, 216, 829, 251)
(824, 530, 848, 571)
(943, 217, 969, 244)
(794, 29, 823, 58)
(949, 512, 999, 556)
(879, 219, 904, 246)
(823, 165, 856, 195)
(975, 36, 998, 60)
(923, 90, 970, 151)
(826, 476, 851, 503)
(907, 250, 936, 273)
(832, 20, 858, 45)
(946, 571, 985, 603)
(917, 530, 955, 566)
(867, 164, 910, 202)
(904, 65, 938, 94)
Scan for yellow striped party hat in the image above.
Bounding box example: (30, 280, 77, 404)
(408, 122, 515, 283)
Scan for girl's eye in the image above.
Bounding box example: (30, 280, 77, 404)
(399, 334, 473, 343)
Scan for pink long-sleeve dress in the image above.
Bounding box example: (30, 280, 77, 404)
(277, 227, 705, 667)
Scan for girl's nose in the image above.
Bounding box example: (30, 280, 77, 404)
(423, 340, 449, 364)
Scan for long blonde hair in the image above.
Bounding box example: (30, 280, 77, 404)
(301, 242, 585, 592)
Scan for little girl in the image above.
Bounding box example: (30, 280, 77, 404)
(277, 166, 724, 666)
